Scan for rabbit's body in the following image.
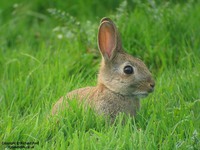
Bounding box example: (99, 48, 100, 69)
(52, 84, 140, 118)
(52, 17, 155, 118)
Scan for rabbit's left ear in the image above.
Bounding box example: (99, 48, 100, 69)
(98, 18, 122, 61)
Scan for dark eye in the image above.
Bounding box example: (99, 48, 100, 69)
(123, 65, 134, 74)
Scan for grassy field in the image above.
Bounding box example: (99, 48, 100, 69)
(1, 0, 200, 149)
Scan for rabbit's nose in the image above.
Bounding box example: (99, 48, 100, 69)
(148, 80, 155, 92)
(150, 82, 155, 88)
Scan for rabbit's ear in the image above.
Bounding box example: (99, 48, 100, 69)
(98, 18, 122, 60)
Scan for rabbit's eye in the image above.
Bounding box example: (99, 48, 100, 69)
(123, 65, 134, 74)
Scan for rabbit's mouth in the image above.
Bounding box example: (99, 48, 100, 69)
(133, 92, 149, 98)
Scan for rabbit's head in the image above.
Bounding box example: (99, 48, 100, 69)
(97, 18, 155, 98)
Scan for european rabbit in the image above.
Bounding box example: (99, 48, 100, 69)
(52, 17, 155, 119)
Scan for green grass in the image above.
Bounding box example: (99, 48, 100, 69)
(0, 0, 200, 149)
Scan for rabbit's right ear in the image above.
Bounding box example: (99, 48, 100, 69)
(98, 18, 122, 61)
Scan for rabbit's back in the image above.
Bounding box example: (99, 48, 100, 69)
(52, 86, 95, 115)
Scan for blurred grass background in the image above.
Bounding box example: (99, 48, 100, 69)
(1, 0, 200, 71)
(0, 0, 200, 149)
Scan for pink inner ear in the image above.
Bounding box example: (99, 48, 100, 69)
(99, 22, 116, 58)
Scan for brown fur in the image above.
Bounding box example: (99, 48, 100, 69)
(52, 17, 155, 119)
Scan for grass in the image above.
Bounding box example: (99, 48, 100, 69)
(0, 0, 200, 149)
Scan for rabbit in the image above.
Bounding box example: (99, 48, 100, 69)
(52, 17, 155, 119)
